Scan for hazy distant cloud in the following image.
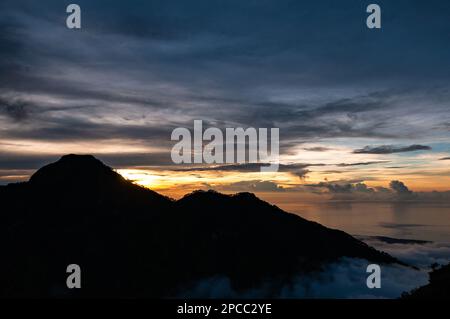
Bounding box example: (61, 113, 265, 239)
(354, 144, 431, 154)
(303, 176, 450, 203)
(336, 161, 388, 167)
(439, 157, 450, 161)
(302, 147, 332, 152)
(217, 180, 285, 193)
(308, 181, 375, 194)
(305, 180, 450, 203)
(0, 168, 32, 185)
(379, 223, 426, 230)
(389, 180, 413, 196)
(295, 168, 310, 180)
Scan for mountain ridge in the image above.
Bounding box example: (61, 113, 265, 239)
(0, 154, 402, 298)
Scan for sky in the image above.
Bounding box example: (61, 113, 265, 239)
(1, 0, 450, 204)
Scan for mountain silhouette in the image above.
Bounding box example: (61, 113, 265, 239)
(402, 263, 450, 299)
(0, 154, 400, 298)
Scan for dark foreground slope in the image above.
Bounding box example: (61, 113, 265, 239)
(0, 155, 398, 298)
(402, 263, 450, 299)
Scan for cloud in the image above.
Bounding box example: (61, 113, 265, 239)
(309, 182, 375, 194)
(0, 152, 172, 171)
(173, 161, 385, 172)
(172, 163, 323, 177)
(379, 223, 426, 230)
(439, 157, 450, 160)
(178, 237, 450, 298)
(336, 161, 388, 167)
(305, 180, 450, 202)
(304, 179, 450, 203)
(173, 163, 285, 172)
(353, 145, 432, 154)
(178, 258, 429, 299)
(0, 168, 32, 184)
(279, 258, 427, 299)
(295, 168, 310, 180)
(1, 0, 450, 181)
(360, 237, 450, 269)
(216, 180, 285, 193)
(389, 180, 413, 196)
(0, 95, 31, 121)
(303, 147, 332, 152)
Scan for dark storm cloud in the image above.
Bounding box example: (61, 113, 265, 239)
(0, 95, 31, 121)
(233, 92, 399, 140)
(354, 145, 432, 154)
(92, 152, 173, 168)
(0, 106, 176, 146)
(0, 152, 172, 171)
(232, 88, 450, 144)
(2, 0, 450, 88)
(0, 153, 61, 170)
(172, 161, 385, 174)
(0, 0, 450, 173)
(14, 122, 170, 143)
(173, 163, 320, 173)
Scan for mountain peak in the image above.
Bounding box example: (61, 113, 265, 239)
(29, 154, 122, 187)
(59, 154, 100, 163)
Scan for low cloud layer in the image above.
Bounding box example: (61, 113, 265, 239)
(178, 258, 428, 299)
(178, 238, 450, 298)
(216, 180, 285, 193)
(361, 238, 450, 269)
(354, 144, 432, 154)
(304, 179, 450, 202)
